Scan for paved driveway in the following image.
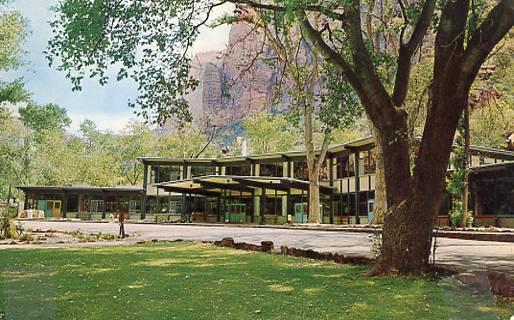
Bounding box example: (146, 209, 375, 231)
(18, 221, 514, 274)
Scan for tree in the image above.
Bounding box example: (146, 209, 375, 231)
(0, 1, 27, 70)
(157, 123, 220, 159)
(242, 9, 362, 224)
(47, 0, 514, 275)
(116, 121, 156, 185)
(0, 1, 30, 107)
(296, 0, 512, 275)
(242, 110, 298, 155)
(19, 103, 71, 135)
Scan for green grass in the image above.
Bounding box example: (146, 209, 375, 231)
(0, 242, 512, 320)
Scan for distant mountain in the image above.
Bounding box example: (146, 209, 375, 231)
(186, 21, 286, 137)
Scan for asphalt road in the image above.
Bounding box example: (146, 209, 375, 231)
(18, 221, 514, 274)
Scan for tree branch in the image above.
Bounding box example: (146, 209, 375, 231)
(459, 0, 514, 89)
(232, 0, 346, 21)
(296, 11, 363, 99)
(391, 0, 436, 107)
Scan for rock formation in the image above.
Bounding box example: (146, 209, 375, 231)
(186, 21, 281, 133)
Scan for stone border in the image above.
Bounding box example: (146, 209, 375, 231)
(213, 237, 373, 266)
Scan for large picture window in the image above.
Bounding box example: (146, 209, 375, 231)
(259, 163, 283, 177)
(191, 166, 217, 177)
(362, 150, 376, 175)
(154, 165, 182, 183)
(336, 155, 355, 178)
(293, 161, 309, 181)
(225, 164, 251, 176)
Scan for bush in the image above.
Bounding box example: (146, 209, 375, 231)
(18, 233, 34, 242)
(449, 200, 463, 227)
(0, 211, 18, 240)
(449, 200, 474, 227)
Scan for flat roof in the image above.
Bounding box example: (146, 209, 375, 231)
(139, 136, 514, 165)
(17, 186, 145, 193)
(138, 136, 375, 165)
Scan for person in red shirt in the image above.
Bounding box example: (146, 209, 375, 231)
(118, 206, 127, 238)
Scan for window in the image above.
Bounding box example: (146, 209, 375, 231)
(151, 165, 182, 183)
(225, 164, 251, 176)
(191, 166, 217, 177)
(293, 161, 309, 181)
(320, 161, 329, 181)
(90, 200, 104, 213)
(129, 200, 141, 212)
(156, 165, 182, 183)
(264, 197, 282, 215)
(336, 155, 356, 178)
(348, 155, 355, 177)
(336, 157, 349, 179)
(363, 150, 376, 175)
(259, 163, 283, 177)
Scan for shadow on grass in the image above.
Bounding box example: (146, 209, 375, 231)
(0, 242, 512, 320)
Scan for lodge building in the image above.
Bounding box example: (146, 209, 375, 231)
(18, 137, 514, 227)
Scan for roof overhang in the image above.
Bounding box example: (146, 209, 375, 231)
(155, 175, 336, 196)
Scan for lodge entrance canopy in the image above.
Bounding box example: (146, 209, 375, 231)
(155, 175, 335, 197)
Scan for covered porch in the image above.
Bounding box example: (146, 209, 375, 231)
(155, 175, 336, 224)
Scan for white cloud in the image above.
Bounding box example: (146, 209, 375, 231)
(191, 3, 233, 55)
(67, 111, 135, 134)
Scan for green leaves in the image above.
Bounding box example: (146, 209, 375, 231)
(0, 6, 28, 71)
(47, 0, 217, 125)
(0, 80, 31, 104)
(18, 102, 71, 135)
(242, 110, 298, 154)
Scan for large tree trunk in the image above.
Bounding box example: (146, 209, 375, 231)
(308, 171, 321, 223)
(374, 90, 468, 274)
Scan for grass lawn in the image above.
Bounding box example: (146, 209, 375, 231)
(0, 242, 513, 320)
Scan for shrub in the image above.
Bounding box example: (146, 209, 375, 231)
(0, 211, 18, 240)
(449, 200, 463, 227)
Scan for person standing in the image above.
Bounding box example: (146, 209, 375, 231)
(118, 206, 127, 238)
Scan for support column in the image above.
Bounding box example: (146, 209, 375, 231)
(287, 190, 293, 223)
(260, 188, 266, 224)
(101, 192, 107, 219)
(223, 189, 227, 223)
(217, 196, 221, 222)
(354, 151, 360, 224)
(62, 192, 68, 219)
(23, 192, 29, 210)
(187, 193, 190, 222)
(181, 164, 188, 220)
(329, 193, 334, 224)
(141, 164, 148, 219)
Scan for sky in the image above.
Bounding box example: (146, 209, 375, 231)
(2, 0, 232, 133)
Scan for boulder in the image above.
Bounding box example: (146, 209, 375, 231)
(243, 243, 262, 251)
(261, 241, 274, 253)
(220, 237, 235, 247)
(487, 271, 514, 298)
(344, 256, 373, 265)
(234, 242, 246, 249)
(333, 253, 345, 264)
